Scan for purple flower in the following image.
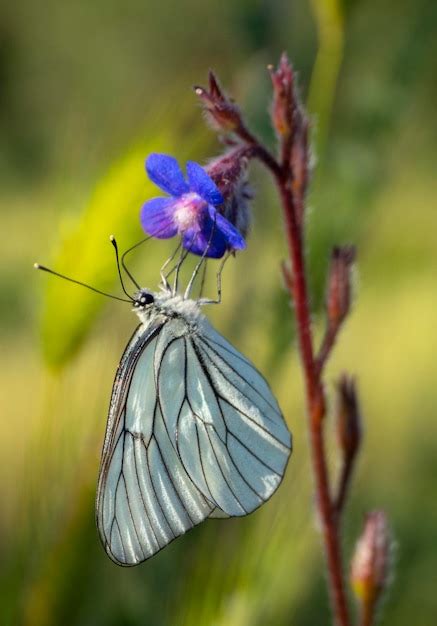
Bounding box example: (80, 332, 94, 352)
(141, 153, 246, 258)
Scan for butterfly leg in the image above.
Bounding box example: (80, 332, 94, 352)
(158, 237, 192, 294)
(172, 239, 193, 295)
(183, 213, 218, 300)
(159, 240, 182, 290)
(198, 260, 208, 299)
(183, 253, 207, 300)
(197, 252, 230, 305)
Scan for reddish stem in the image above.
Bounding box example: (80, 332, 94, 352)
(277, 182, 350, 626)
(233, 124, 283, 179)
(234, 116, 351, 626)
(316, 323, 341, 376)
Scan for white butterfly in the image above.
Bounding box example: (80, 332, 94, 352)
(96, 286, 292, 566)
(35, 236, 292, 567)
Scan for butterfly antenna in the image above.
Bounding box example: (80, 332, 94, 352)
(120, 234, 155, 290)
(109, 236, 136, 299)
(33, 263, 133, 303)
(120, 225, 191, 292)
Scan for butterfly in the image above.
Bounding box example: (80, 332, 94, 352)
(95, 284, 292, 566)
(36, 237, 292, 566)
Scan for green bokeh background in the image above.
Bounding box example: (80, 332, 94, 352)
(1, 0, 436, 624)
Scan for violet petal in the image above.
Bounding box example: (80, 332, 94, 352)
(146, 153, 189, 196)
(140, 197, 178, 238)
(182, 223, 227, 258)
(208, 205, 246, 250)
(186, 160, 224, 205)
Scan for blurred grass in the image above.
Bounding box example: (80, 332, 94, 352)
(1, 0, 437, 625)
(308, 0, 344, 156)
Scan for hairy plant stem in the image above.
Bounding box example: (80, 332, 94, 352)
(276, 180, 350, 626)
(248, 138, 351, 625)
(200, 60, 363, 626)
(316, 324, 340, 376)
(232, 104, 351, 622)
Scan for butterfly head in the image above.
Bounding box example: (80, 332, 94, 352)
(133, 289, 155, 310)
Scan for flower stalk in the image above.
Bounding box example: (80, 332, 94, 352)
(195, 55, 390, 626)
(276, 169, 351, 626)
(225, 56, 350, 625)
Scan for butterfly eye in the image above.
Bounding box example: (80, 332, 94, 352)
(137, 293, 154, 307)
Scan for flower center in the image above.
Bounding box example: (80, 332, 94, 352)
(173, 192, 206, 232)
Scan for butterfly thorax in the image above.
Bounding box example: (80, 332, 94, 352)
(133, 288, 202, 328)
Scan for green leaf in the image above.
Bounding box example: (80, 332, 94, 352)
(39, 127, 209, 369)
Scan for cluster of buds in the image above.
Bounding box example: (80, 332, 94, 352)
(194, 73, 260, 243)
(194, 71, 245, 135)
(351, 511, 392, 621)
(194, 56, 314, 241)
(268, 53, 295, 139)
(205, 146, 253, 239)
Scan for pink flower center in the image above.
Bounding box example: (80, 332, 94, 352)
(173, 192, 206, 232)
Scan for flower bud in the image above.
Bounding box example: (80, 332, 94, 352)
(268, 53, 294, 138)
(194, 71, 243, 134)
(326, 246, 356, 329)
(290, 115, 310, 209)
(205, 147, 252, 238)
(269, 53, 310, 226)
(336, 374, 361, 460)
(351, 511, 392, 615)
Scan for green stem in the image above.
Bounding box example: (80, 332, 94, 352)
(307, 0, 345, 159)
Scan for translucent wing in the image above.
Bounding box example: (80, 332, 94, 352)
(96, 321, 215, 567)
(97, 314, 292, 567)
(173, 317, 292, 518)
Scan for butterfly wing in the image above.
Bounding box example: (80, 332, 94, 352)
(97, 313, 292, 566)
(96, 320, 215, 566)
(165, 317, 292, 519)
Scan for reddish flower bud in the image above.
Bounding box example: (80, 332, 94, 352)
(269, 53, 311, 226)
(351, 511, 392, 616)
(290, 114, 310, 225)
(326, 246, 356, 329)
(268, 53, 294, 138)
(205, 146, 252, 238)
(194, 71, 243, 134)
(336, 374, 361, 460)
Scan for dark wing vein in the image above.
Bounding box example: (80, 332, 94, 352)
(144, 436, 175, 539)
(196, 339, 282, 420)
(98, 321, 220, 566)
(190, 341, 267, 502)
(131, 432, 160, 547)
(196, 343, 287, 447)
